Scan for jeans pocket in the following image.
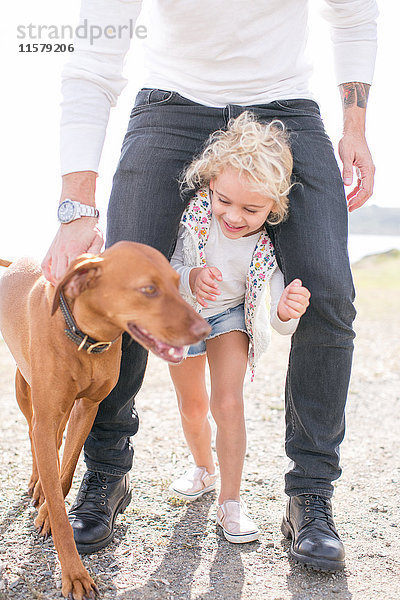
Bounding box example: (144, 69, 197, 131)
(130, 88, 177, 118)
(273, 99, 321, 118)
(147, 88, 176, 105)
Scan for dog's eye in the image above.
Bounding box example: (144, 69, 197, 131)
(139, 285, 158, 297)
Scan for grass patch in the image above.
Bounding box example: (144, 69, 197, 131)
(353, 249, 400, 289)
(352, 250, 400, 316)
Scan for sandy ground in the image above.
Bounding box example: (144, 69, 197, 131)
(0, 252, 399, 600)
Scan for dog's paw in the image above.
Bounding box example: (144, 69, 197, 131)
(31, 480, 45, 508)
(62, 567, 99, 600)
(27, 472, 39, 497)
(34, 503, 52, 537)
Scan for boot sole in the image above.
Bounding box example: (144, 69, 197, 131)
(281, 515, 345, 572)
(75, 488, 132, 554)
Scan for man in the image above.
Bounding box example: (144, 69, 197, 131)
(42, 0, 378, 571)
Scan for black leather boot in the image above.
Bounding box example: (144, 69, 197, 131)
(68, 471, 132, 554)
(281, 494, 345, 572)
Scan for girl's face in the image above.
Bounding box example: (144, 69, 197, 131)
(210, 167, 276, 239)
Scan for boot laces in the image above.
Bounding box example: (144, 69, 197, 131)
(76, 471, 110, 513)
(302, 494, 336, 530)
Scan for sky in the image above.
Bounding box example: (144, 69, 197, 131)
(1, 0, 397, 262)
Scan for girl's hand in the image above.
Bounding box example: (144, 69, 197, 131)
(190, 266, 223, 307)
(277, 279, 310, 322)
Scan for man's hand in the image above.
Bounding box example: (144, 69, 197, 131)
(338, 131, 375, 213)
(277, 279, 310, 322)
(41, 171, 103, 284)
(338, 82, 375, 213)
(189, 266, 222, 308)
(41, 218, 104, 285)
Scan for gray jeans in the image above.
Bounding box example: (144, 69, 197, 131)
(84, 89, 356, 498)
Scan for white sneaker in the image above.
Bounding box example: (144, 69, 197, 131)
(169, 466, 217, 501)
(216, 499, 260, 543)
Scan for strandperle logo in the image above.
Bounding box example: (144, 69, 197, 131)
(17, 19, 147, 45)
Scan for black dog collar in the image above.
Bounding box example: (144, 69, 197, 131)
(59, 291, 119, 354)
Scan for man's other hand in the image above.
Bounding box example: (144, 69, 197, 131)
(338, 82, 375, 213)
(338, 131, 375, 213)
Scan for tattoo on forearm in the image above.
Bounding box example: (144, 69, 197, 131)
(340, 82, 370, 109)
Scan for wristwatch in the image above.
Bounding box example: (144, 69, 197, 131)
(57, 199, 99, 224)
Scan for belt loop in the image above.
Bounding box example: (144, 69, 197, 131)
(223, 104, 232, 126)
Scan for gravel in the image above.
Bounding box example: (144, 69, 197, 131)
(0, 255, 399, 600)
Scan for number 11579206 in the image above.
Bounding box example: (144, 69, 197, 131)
(19, 43, 74, 52)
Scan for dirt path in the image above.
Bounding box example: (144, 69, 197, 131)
(0, 253, 399, 600)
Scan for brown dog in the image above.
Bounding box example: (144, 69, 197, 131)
(0, 241, 210, 600)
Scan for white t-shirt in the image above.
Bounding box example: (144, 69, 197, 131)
(60, 0, 378, 175)
(170, 216, 298, 335)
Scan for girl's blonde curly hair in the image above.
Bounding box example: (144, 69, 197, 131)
(181, 111, 293, 224)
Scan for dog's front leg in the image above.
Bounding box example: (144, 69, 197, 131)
(32, 408, 72, 513)
(31, 392, 98, 600)
(33, 399, 100, 537)
(59, 398, 100, 498)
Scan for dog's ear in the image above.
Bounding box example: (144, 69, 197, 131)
(51, 254, 104, 316)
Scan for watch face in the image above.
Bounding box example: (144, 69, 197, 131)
(58, 200, 75, 223)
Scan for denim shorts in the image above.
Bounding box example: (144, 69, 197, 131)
(187, 303, 248, 357)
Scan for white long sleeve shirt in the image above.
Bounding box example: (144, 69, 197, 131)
(171, 217, 299, 336)
(60, 0, 378, 175)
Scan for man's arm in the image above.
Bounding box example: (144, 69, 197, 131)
(42, 0, 141, 284)
(322, 0, 378, 211)
(338, 81, 375, 212)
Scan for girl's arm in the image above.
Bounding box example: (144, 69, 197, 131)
(170, 230, 222, 306)
(170, 226, 196, 296)
(269, 267, 300, 336)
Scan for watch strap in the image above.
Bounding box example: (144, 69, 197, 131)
(77, 203, 99, 218)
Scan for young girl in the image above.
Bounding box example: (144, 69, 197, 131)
(168, 112, 310, 544)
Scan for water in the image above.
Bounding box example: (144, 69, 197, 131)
(348, 234, 400, 264)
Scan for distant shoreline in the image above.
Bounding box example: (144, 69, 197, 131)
(348, 205, 400, 237)
(348, 233, 400, 264)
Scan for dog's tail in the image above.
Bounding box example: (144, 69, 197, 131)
(0, 259, 12, 268)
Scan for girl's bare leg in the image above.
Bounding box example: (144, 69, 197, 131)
(169, 354, 215, 473)
(206, 331, 249, 505)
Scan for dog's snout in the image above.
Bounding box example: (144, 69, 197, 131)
(190, 317, 212, 340)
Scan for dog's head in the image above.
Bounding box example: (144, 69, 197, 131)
(51, 241, 210, 363)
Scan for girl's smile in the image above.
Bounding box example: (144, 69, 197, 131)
(222, 221, 247, 234)
(210, 167, 276, 239)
